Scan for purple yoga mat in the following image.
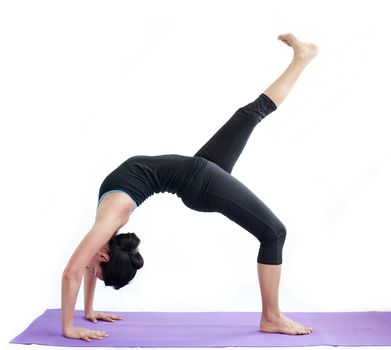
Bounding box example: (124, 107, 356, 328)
(10, 309, 391, 347)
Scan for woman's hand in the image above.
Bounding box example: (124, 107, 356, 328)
(63, 326, 108, 342)
(85, 310, 123, 323)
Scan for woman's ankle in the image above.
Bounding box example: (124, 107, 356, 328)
(261, 309, 283, 321)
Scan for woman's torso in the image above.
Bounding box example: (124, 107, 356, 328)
(98, 154, 208, 208)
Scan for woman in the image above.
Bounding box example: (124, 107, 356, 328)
(62, 32, 318, 342)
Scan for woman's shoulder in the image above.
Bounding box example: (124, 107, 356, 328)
(96, 192, 135, 221)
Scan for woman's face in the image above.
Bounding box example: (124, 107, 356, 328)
(86, 247, 109, 280)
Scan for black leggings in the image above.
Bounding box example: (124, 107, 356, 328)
(180, 93, 286, 265)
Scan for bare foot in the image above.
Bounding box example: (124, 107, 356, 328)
(260, 313, 313, 335)
(277, 33, 318, 60)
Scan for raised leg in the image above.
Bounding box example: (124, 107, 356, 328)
(194, 33, 318, 175)
(263, 33, 319, 107)
(194, 93, 277, 174)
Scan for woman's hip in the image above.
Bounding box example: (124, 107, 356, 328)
(180, 158, 284, 232)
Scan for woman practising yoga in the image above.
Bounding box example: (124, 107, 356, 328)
(62, 33, 318, 342)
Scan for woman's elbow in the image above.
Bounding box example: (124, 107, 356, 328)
(62, 267, 83, 281)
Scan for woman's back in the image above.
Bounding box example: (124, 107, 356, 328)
(98, 154, 208, 207)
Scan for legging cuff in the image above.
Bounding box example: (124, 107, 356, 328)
(260, 93, 278, 112)
(257, 259, 283, 265)
(240, 93, 278, 122)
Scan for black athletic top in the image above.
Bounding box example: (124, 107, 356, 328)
(98, 154, 208, 208)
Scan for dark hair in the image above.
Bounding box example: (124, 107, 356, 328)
(100, 232, 144, 290)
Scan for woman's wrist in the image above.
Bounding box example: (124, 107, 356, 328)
(62, 323, 74, 334)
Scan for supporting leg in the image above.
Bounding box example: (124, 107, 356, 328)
(258, 263, 313, 335)
(258, 263, 282, 317)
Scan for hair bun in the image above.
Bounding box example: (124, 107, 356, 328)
(129, 250, 144, 270)
(127, 232, 141, 250)
(113, 232, 144, 270)
(114, 232, 140, 251)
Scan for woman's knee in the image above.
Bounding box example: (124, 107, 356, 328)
(256, 222, 286, 264)
(260, 220, 287, 246)
(276, 221, 287, 245)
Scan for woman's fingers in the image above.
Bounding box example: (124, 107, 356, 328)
(82, 330, 108, 342)
(96, 331, 108, 337)
(97, 313, 122, 322)
(99, 314, 114, 322)
(90, 334, 104, 340)
(107, 314, 122, 321)
(65, 326, 108, 342)
(85, 313, 98, 323)
(89, 316, 98, 323)
(85, 312, 123, 324)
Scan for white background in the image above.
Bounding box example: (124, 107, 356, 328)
(1, 1, 390, 349)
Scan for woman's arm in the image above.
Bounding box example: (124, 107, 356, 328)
(61, 213, 127, 340)
(84, 269, 97, 315)
(84, 271, 124, 323)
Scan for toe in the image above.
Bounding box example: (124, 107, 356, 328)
(300, 327, 309, 335)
